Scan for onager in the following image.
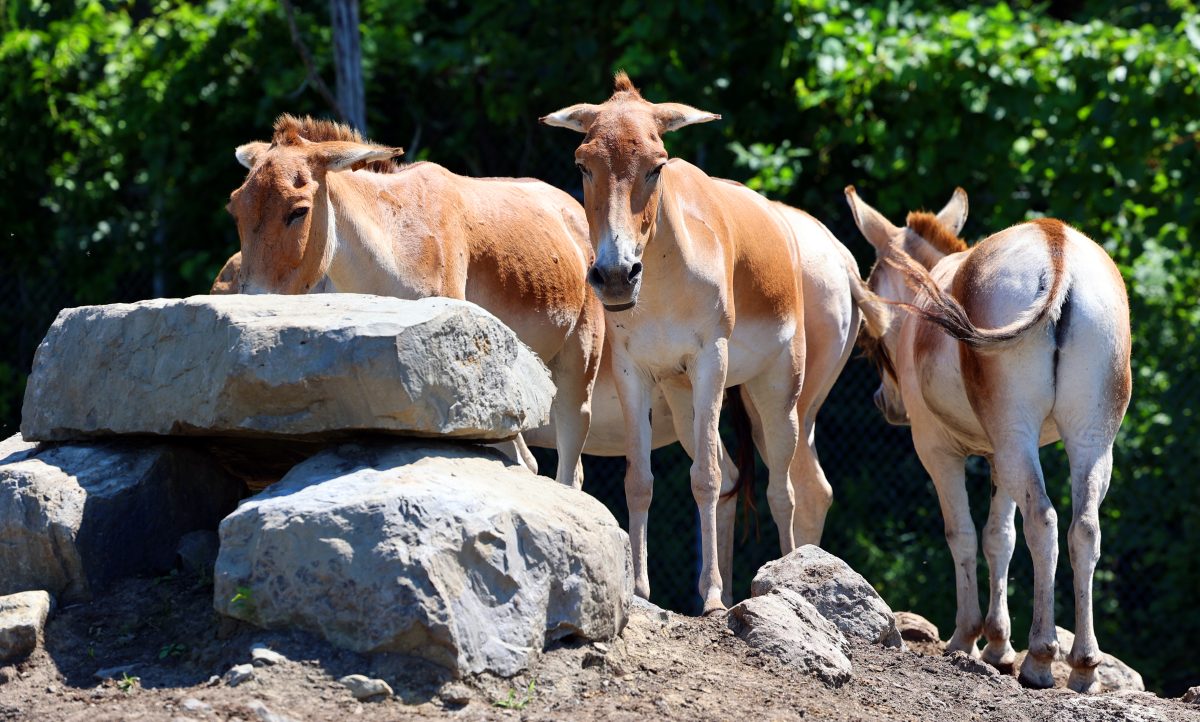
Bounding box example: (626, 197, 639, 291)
(226, 115, 604, 488)
(845, 186, 1131, 692)
(543, 74, 807, 613)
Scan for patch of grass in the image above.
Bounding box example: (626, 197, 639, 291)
(492, 679, 536, 710)
(157, 642, 187, 660)
(117, 673, 140, 694)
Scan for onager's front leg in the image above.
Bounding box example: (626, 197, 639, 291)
(613, 354, 656, 601)
(913, 434, 982, 656)
(689, 339, 730, 615)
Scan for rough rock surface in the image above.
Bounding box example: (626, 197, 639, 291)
(0, 434, 243, 602)
(21, 294, 554, 442)
(727, 587, 852, 687)
(895, 610, 943, 656)
(1010, 625, 1145, 692)
(1183, 686, 1200, 704)
(213, 441, 632, 677)
(751, 545, 903, 648)
(0, 591, 52, 663)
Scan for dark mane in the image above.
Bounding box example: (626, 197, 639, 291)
(611, 70, 643, 100)
(906, 211, 967, 254)
(270, 114, 400, 173)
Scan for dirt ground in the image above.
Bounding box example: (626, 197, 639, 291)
(1, 571, 1197, 722)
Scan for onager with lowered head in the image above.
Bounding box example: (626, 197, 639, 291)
(226, 115, 604, 488)
(542, 74, 807, 613)
(846, 186, 1131, 692)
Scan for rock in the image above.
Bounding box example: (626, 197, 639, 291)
(338, 674, 393, 701)
(176, 530, 221, 578)
(751, 545, 903, 648)
(439, 682, 473, 705)
(247, 700, 298, 722)
(946, 650, 998, 676)
(1010, 626, 1144, 692)
(0, 435, 243, 602)
(22, 294, 554, 442)
(181, 698, 212, 713)
(1183, 686, 1200, 703)
(895, 611, 940, 643)
(214, 441, 632, 677)
(0, 591, 52, 663)
(727, 587, 852, 688)
(250, 643, 286, 667)
(94, 664, 139, 680)
(222, 663, 254, 687)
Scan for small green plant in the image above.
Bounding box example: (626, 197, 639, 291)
(229, 586, 255, 614)
(158, 642, 187, 660)
(87, 645, 95, 659)
(492, 679, 536, 710)
(117, 673, 139, 693)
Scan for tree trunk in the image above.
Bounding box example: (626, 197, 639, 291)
(329, 0, 366, 133)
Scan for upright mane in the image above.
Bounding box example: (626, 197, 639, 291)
(270, 113, 400, 173)
(610, 71, 644, 101)
(906, 211, 967, 254)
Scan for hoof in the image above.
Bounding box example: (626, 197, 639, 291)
(945, 637, 980, 659)
(981, 642, 1017, 673)
(1067, 668, 1101, 694)
(702, 600, 727, 617)
(1017, 656, 1056, 690)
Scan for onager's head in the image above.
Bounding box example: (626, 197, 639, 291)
(844, 186, 969, 425)
(226, 115, 402, 294)
(540, 73, 720, 311)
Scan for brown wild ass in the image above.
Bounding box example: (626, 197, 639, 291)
(226, 115, 604, 488)
(845, 187, 1131, 693)
(543, 74, 808, 613)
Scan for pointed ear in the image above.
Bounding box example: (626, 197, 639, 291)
(313, 141, 404, 172)
(652, 102, 721, 133)
(235, 141, 270, 169)
(539, 103, 601, 133)
(936, 187, 969, 237)
(844, 186, 901, 253)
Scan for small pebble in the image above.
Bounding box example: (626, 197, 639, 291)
(439, 682, 472, 705)
(250, 644, 287, 667)
(592, 642, 610, 654)
(181, 698, 212, 713)
(338, 674, 393, 701)
(223, 663, 255, 687)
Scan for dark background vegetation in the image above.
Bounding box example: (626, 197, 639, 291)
(2, 0, 1197, 696)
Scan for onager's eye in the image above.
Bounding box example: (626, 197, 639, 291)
(286, 207, 309, 226)
(646, 163, 665, 182)
(575, 162, 591, 178)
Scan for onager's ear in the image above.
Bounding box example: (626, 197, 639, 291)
(314, 141, 404, 172)
(652, 102, 721, 133)
(844, 186, 901, 253)
(539, 104, 601, 133)
(235, 141, 270, 169)
(935, 187, 969, 237)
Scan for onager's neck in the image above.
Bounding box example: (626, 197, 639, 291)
(319, 171, 388, 294)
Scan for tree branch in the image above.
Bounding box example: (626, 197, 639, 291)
(278, 0, 345, 122)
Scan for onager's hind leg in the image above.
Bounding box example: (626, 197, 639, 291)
(992, 438, 1059, 689)
(913, 435, 981, 656)
(790, 417, 833, 547)
(741, 350, 802, 557)
(981, 475, 1018, 670)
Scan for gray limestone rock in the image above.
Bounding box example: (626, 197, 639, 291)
(22, 294, 553, 442)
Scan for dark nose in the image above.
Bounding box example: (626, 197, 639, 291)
(588, 262, 641, 288)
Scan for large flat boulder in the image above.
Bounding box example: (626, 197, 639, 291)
(213, 441, 632, 678)
(751, 545, 903, 648)
(21, 295, 554, 442)
(0, 434, 244, 602)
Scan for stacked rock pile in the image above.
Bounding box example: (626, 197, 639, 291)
(0, 294, 632, 675)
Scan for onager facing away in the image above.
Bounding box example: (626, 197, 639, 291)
(542, 74, 807, 613)
(226, 115, 603, 488)
(845, 186, 1131, 692)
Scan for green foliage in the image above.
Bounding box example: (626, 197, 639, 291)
(492, 679, 536, 710)
(2, 0, 1197, 695)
